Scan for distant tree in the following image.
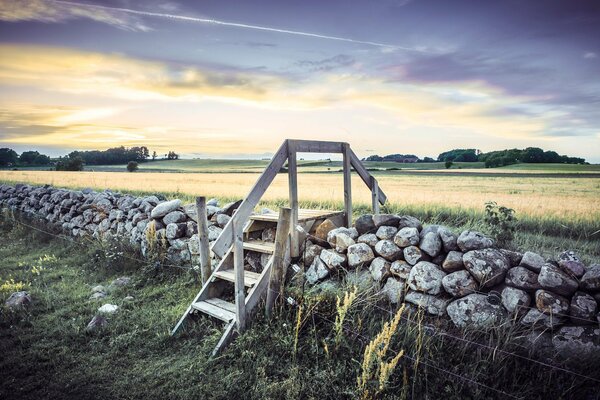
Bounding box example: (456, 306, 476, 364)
(19, 150, 51, 165)
(422, 157, 435, 163)
(0, 148, 19, 166)
(166, 151, 180, 160)
(152, 151, 157, 161)
(437, 149, 478, 162)
(127, 161, 139, 172)
(445, 160, 453, 169)
(56, 155, 84, 171)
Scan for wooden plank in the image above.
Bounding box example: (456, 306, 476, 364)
(243, 240, 275, 254)
(290, 139, 345, 153)
(371, 176, 380, 214)
(205, 298, 237, 314)
(342, 143, 352, 228)
(348, 148, 387, 205)
(243, 219, 275, 234)
(232, 220, 246, 331)
(211, 140, 289, 258)
(249, 209, 344, 223)
(212, 321, 236, 357)
(213, 269, 260, 287)
(265, 207, 292, 318)
(191, 299, 235, 322)
(288, 141, 299, 258)
(196, 196, 212, 285)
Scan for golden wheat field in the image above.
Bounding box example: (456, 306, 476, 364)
(1, 170, 599, 224)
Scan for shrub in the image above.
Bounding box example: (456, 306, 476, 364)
(484, 201, 517, 247)
(445, 160, 453, 169)
(127, 161, 139, 172)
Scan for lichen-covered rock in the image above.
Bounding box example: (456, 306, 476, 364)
(207, 225, 223, 241)
(521, 308, 563, 329)
(438, 227, 459, 252)
(369, 257, 391, 282)
(381, 277, 405, 304)
(261, 227, 276, 242)
(535, 290, 570, 315)
(320, 249, 347, 269)
(457, 230, 494, 252)
(304, 244, 324, 266)
(442, 270, 477, 297)
(216, 213, 231, 228)
(501, 286, 531, 315)
(347, 243, 375, 268)
(505, 266, 542, 290)
(357, 233, 379, 247)
(442, 251, 464, 272)
(404, 291, 449, 316)
(354, 214, 375, 235)
(374, 240, 403, 261)
(557, 250, 586, 278)
(150, 199, 181, 219)
(86, 315, 108, 333)
(397, 215, 422, 231)
(420, 232, 442, 258)
(552, 326, 600, 358)
(390, 260, 412, 279)
(376, 225, 398, 241)
(463, 248, 510, 288)
(538, 263, 579, 297)
(372, 214, 400, 228)
(327, 227, 358, 248)
(166, 222, 186, 240)
(407, 261, 446, 295)
(403, 246, 426, 266)
(499, 249, 523, 267)
(580, 264, 600, 291)
(447, 294, 506, 329)
(306, 257, 330, 284)
(520, 251, 545, 272)
(98, 304, 119, 314)
(570, 291, 598, 324)
(4, 291, 32, 310)
(393, 227, 419, 248)
(163, 210, 186, 225)
(335, 232, 356, 253)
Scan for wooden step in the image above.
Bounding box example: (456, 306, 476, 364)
(213, 269, 261, 287)
(243, 240, 275, 254)
(191, 298, 236, 322)
(250, 208, 344, 223)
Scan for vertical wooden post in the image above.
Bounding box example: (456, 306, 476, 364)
(342, 143, 352, 228)
(371, 176, 380, 214)
(287, 141, 299, 258)
(265, 207, 292, 318)
(232, 220, 246, 331)
(195, 197, 212, 284)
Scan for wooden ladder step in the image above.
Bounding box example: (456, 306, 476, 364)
(191, 298, 236, 322)
(213, 269, 261, 287)
(243, 240, 275, 254)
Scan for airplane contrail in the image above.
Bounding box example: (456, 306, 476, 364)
(50, 0, 424, 52)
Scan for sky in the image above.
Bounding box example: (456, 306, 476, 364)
(0, 0, 599, 161)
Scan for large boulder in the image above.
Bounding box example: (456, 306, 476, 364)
(369, 257, 391, 282)
(306, 257, 330, 284)
(347, 243, 375, 268)
(419, 232, 442, 258)
(374, 240, 403, 261)
(538, 263, 579, 297)
(357, 233, 378, 247)
(580, 264, 600, 291)
(557, 250, 586, 278)
(501, 286, 531, 315)
(442, 251, 464, 272)
(315, 219, 338, 241)
(535, 290, 570, 315)
(354, 214, 375, 235)
(447, 294, 506, 329)
(407, 261, 446, 295)
(457, 230, 493, 252)
(505, 266, 542, 290)
(372, 214, 400, 228)
(463, 248, 510, 288)
(319, 249, 347, 269)
(393, 227, 419, 248)
(150, 199, 182, 219)
(404, 291, 449, 316)
(570, 291, 598, 325)
(442, 270, 477, 297)
(520, 251, 545, 273)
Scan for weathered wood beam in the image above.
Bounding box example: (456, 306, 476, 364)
(232, 220, 246, 331)
(289, 139, 345, 153)
(349, 148, 387, 205)
(342, 143, 352, 227)
(265, 207, 292, 318)
(195, 196, 212, 285)
(371, 176, 380, 214)
(287, 141, 299, 258)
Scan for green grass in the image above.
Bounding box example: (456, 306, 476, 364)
(1, 212, 600, 399)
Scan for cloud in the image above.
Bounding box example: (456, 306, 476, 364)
(295, 54, 356, 72)
(0, 0, 151, 31)
(584, 52, 597, 59)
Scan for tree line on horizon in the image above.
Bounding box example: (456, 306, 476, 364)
(0, 146, 180, 171)
(365, 147, 587, 167)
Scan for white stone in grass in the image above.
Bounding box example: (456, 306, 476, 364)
(98, 304, 119, 314)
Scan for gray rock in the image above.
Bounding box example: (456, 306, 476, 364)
(407, 261, 446, 295)
(91, 285, 106, 293)
(110, 277, 131, 288)
(438, 227, 459, 252)
(447, 294, 506, 329)
(207, 198, 219, 207)
(354, 214, 376, 234)
(570, 291, 598, 325)
(552, 326, 600, 359)
(557, 250, 586, 278)
(580, 264, 600, 291)
(374, 240, 403, 261)
(261, 228, 276, 242)
(457, 230, 494, 252)
(86, 315, 108, 333)
(535, 290, 570, 315)
(216, 213, 231, 228)
(207, 225, 223, 241)
(369, 257, 391, 282)
(347, 243, 375, 268)
(393, 227, 419, 248)
(319, 249, 347, 269)
(306, 257, 330, 284)
(419, 232, 442, 258)
(404, 291, 449, 316)
(376, 225, 398, 240)
(357, 233, 379, 247)
(499, 249, 523, 267)
(98, 304, 119, 314)
(442, 270, 477, 297)
(538, 263, 579, 297)
(403, 246, 427, 265)
(304, 244, 324, 266)
(163, 210, 186, 225)
(327, 227, 359, 248)
(521, 308, 563, 329)
(4, 291, 32, 310)
(166, 223, 186, 240)
(463, 248, 510, 288)
(335, 232, 356, 253)
(390, 260, 412, 280)
(381, 278, 405, 304)
(501, 286, 531, 315)
(372, 214, 400, 228)
(150, 199, 182, 219)
(397, 215, 422, 231)
(89, 292, 107, 300)
(505, 266, 542, 290)
(442, 251, 464, 272)
(520, 251, 545, 272)
(222, 199, 242, 216)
